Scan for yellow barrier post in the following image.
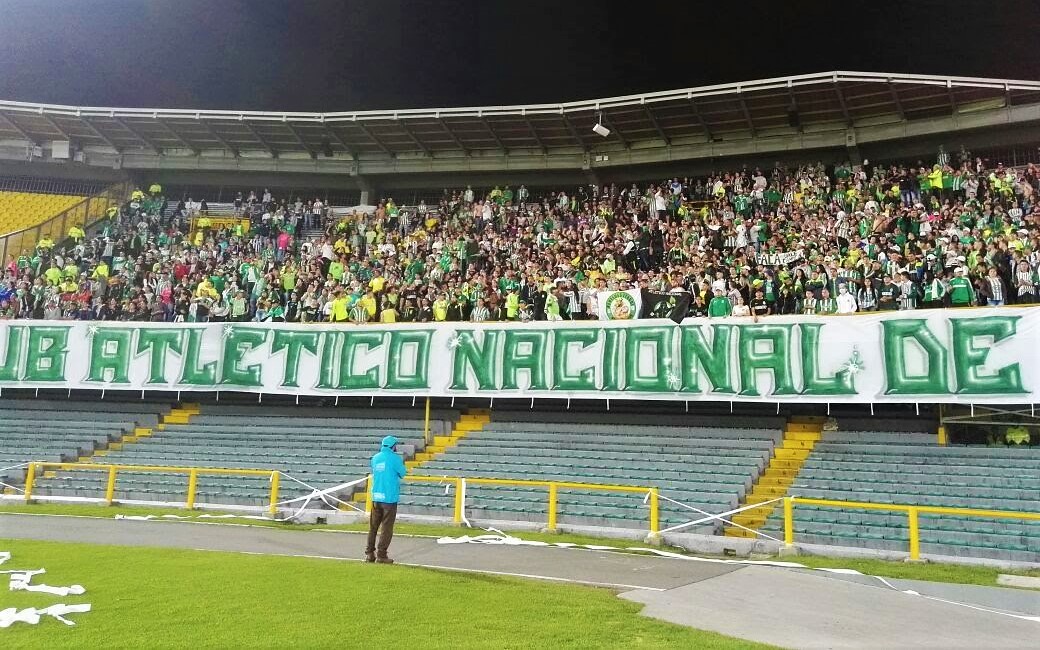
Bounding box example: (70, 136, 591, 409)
(23, 462, 36, 502)
(648, 488, 660, 537)
(365, 475, 373, 515)
(783, 497, 795, 547)
(186, 469, 198, 510)
(907, 507, 921, 561)
(268, 472, 280, 516)
(423, 397, 431, 446)
(452, 478, 464, 525)
(104, 465, 118, 505)
(546, 482, 558, 532)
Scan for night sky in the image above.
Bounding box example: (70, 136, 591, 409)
(1, 0, 1038, 112)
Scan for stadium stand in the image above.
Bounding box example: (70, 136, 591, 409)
(758, 430, 1040, 561)
(0, 399, 169, 492)
(0, 191, 86, 235)
(24, 403, 457, 506)
(403, 411, 784, 534)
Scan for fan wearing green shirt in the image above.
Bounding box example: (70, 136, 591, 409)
(707, 289, 732, 318)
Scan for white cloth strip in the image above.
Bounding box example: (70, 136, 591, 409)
(0, 604, 91, 628)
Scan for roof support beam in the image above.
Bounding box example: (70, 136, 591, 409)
(355, 121, 393, 156)
(158, 120, 200, 155)
(643, 104, 670, 145)
(397, 119, 432, 156)
(39, 113, 72, 141)
(439, 119, 469, 155)
(888, 81, 906, 121)
(688, 98, 712, 141)
(198, 120, 239, 156)
(833, 85, 852, 127)
(284, 121, 318, 156)
(0, 112, 38, 145)
(80, 118, 122, 152)
(322, 124, 357, 160)
(597, 111, 628, 148)
(522, 116, 547, 153)
(560, 112, 586, 151)
(482, 118, 507, 153)
(240, 120, 278, 157)
(736, 92, 756, 136)
(114, 117, 161, 155)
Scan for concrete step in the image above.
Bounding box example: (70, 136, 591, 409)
(774, 448, 810, 461)
(786, 431, 822, 442)
(782, 439, 816, 451)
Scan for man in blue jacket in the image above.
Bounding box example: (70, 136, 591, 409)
(366, 435, 407, 564)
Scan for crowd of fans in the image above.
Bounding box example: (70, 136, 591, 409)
(1, 148, 1039, 323)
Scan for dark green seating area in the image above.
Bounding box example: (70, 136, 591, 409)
(760, 434, 1040, 562)
(400, 412, 784, 533)
(0, 399, 167, 488)
(26, 404, 456, 507)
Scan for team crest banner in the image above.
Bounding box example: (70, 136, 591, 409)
(0, 309, 1037, 403)
(597, 289, 642, 321)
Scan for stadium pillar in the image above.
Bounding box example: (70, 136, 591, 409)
(105, 466, 118, 505)
(546, 483, 558, 532)
(423, 397, 431, 446)
(23, 462, 36, 502)
(355, 175, 377, 206)
(186, 469, 199, 509)
(907, 508, 922, 561)
(268, 472, 280, 516)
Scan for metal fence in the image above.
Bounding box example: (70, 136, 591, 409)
(0, 181, 130, 263)
(0, 176, 108, 196)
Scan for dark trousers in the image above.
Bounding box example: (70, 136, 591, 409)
(366, 502, 398, 557)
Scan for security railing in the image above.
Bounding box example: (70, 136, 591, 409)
(0, 181, 130, 262)
(22, 461, 281, 515)
(0, 176, 107, 196)
(782, 496, 1040, 560)
(369, 474, 660, 536)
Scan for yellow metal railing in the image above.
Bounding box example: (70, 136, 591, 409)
(23, 462, 281, 515)
(782, 496, 1040, 560)
(367, 474, 660, 536)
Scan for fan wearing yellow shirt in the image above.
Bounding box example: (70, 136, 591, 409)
(329, 290, 350, 323)
(369, 270, 386, 294)
(68, 224, 85, 243)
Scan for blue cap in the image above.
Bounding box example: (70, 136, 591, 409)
(381, 435, 399, 449)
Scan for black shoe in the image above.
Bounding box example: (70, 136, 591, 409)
(375, 557, 394, 564)
(365, 553, 376, 563)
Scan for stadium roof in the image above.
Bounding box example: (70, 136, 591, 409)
(1, 71, 1039, 159)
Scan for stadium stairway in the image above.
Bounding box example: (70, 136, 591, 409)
(724, 416, 824, 537)
(757, 430, 1040, 562)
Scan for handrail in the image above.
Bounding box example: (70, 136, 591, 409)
(23, 461, 280, 515)
(367, 474, 660, 536)
(782, 496, 1040, 560)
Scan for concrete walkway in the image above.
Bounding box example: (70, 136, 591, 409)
(2, 513, 1038, 649)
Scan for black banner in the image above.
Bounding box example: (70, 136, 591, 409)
(640, 290, 692, 324)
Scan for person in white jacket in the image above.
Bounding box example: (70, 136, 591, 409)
(836, 283, 858, 314)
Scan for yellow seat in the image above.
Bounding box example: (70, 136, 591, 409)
(0, 191, 86, 236)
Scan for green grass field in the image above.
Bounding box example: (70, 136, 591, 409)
(0, 538, 771, 649)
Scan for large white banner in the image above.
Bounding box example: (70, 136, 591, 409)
(0, 309, 1037, 403)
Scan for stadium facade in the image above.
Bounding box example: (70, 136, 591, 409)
(1, 71, 1040, 200)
